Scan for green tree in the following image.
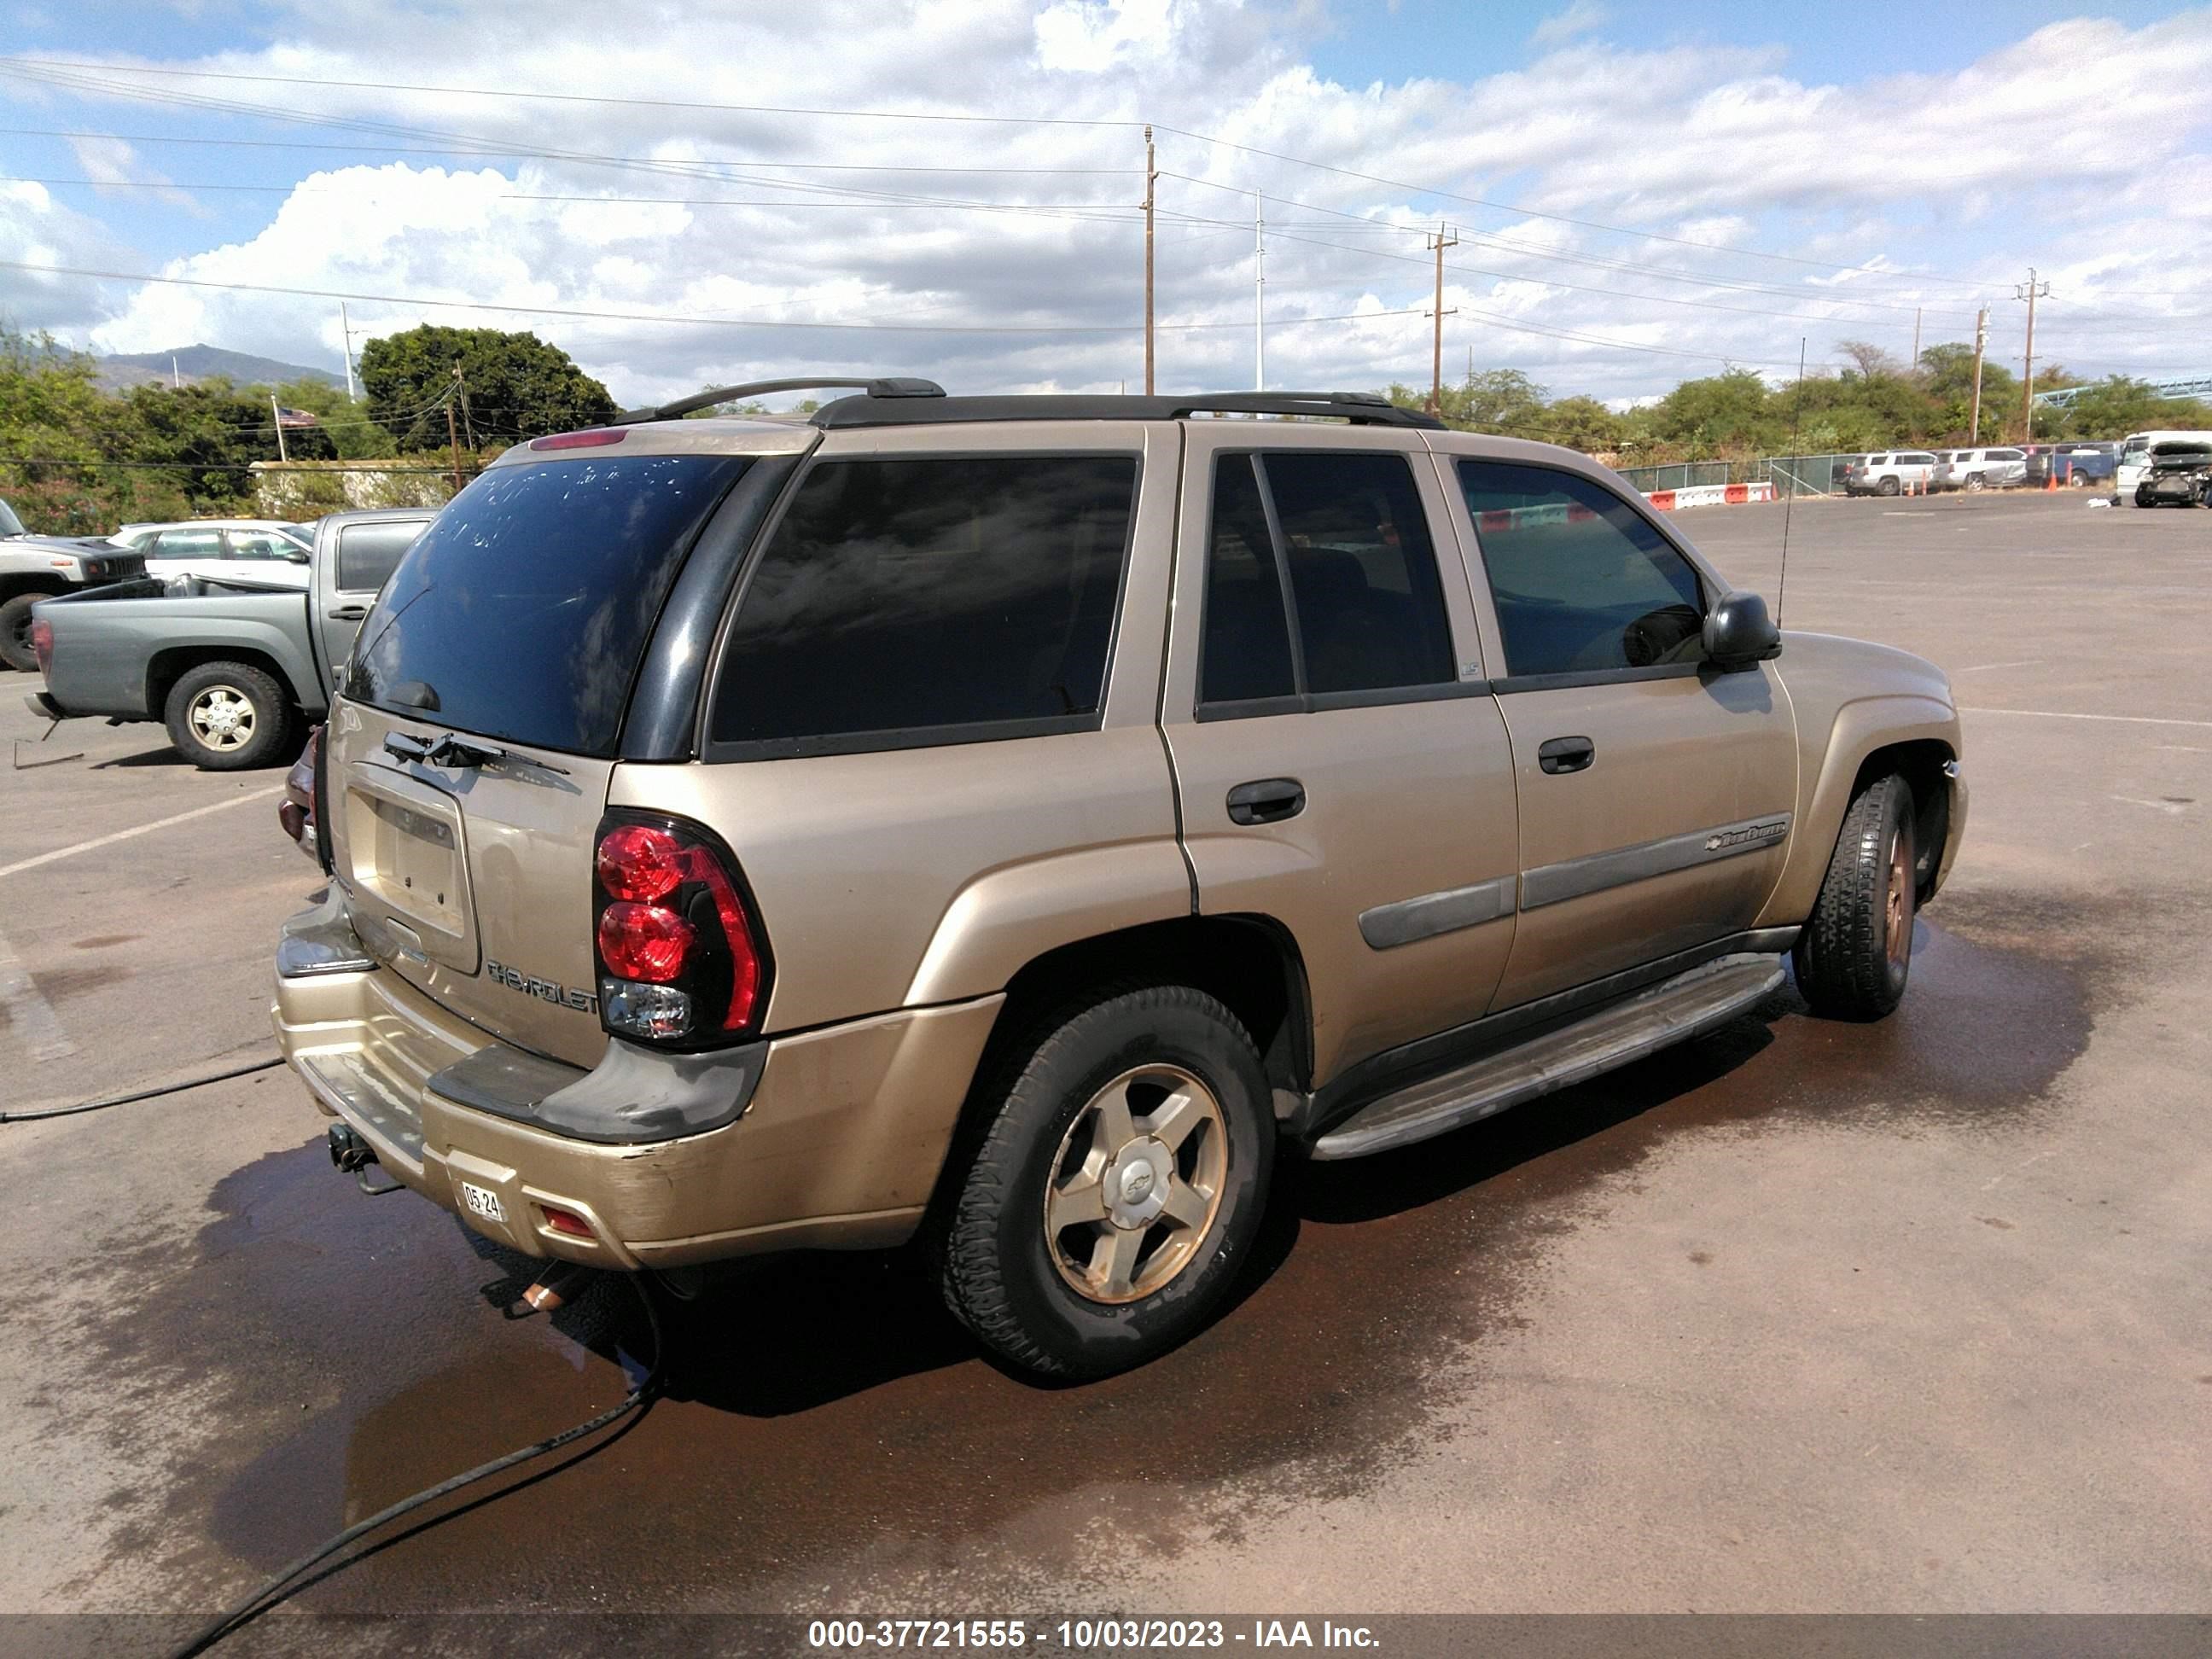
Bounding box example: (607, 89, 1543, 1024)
(1649, 369, 1777, 454)
(359, 325, 617, 451)
(1541, 393, 1625, 451)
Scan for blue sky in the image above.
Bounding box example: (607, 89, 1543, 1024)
(3, 2, 2208, 407)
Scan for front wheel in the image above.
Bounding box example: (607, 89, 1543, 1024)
(939, 985, 1275, 1378)
(1793, 774, 1917, 1022)
(0, 591, 47, 672)
(164, 661, 295, 771)
(2135, 486, 2154, 508)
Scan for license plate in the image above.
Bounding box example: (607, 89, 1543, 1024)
(460, 1181, 505, 1224)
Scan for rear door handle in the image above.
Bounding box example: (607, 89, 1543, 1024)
(1538, 736, 1595, 775)
(1226, 777, 1306, 825)
(327, 604, 369, 621)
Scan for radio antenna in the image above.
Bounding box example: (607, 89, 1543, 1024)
(1776, 336, 1807, 626)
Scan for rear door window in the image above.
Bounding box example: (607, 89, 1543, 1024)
(1458, 459, 1705, 679)
(348, 457, 747, 757)
(1197, 451, 1457, 712)
(707, 455, 1137, 756)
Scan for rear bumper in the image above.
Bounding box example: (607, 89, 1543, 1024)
(271, 894, 1003, 1270)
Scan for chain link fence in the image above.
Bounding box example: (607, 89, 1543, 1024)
(1616, 454, 1859, 497)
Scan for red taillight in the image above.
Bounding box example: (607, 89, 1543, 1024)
(530, 428, 627, 451)
(30, 618, 53, 676)
(596, 824, 684, 901)
(591, 813, 770, 1045)
(597, 901, 695, 982)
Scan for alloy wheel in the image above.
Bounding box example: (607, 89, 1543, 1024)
(188, 685, 256, 752)
(1043, 1063, 1228, 1306)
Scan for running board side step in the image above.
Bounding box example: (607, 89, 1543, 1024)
(1309, 953, 1786, 1161)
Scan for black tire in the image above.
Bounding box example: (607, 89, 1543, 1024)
(1878, 476, 1901, 497)
(1793, 774, 1917, 1022)
(939, 985, 1276, 1379)
(2135, 486, 2153, 509)
(0, 591, 46, 672)
(163, 661, 295, 771)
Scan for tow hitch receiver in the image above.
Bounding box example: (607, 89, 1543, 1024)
(327, 1122, 403, 1196)
(327, 1121, 375, 1173)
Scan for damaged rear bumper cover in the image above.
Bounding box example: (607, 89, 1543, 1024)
(271, 889, 1002, 1270)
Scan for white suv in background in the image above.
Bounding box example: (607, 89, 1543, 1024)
(1931, 448, 2027, 492)
(112, 519, 316, 588)
(1843, 452, 1940, 496)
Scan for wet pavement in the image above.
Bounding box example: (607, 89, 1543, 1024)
(2, 492, 2208, 1630)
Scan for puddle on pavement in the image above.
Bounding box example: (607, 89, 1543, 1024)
(73, 903, 2100, 1610)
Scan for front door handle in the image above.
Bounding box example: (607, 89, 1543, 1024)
(327, 603, 369, 621)
(1227, 777, 1306, 825)
(1538, 736, 1595, 775)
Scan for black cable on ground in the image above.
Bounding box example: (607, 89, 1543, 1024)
(0, 1055, 284, 1122)
(167, 1273, 667, 1659)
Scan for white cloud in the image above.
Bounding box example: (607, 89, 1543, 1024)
(9, 3, 2212, 407)
(1531, 2, 1610, 49)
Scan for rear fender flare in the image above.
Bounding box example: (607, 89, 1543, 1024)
(903, 841, 1196, 1008)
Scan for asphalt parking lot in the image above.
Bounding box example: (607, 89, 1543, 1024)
(2, 491, 2207, 1635)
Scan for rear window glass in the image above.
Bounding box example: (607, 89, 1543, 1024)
(707, 455, 1137, 754)
(347, 456, 748, 757)
(335, 521, 422, 592)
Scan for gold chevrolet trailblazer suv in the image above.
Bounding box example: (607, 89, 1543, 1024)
(273, 380, 1966, 1377)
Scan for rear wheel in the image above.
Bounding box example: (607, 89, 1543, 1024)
(164, 661, 294, 771)
(1878, 476, 1901, 497)
(0, 591, 48, 672)
(1965, 473, 1987, 492)
(939, 985, 1275, 1378)
(1793, 774, 1917, 1022)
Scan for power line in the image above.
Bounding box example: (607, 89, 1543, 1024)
(0, 127, 1140, 175)
(1159, 171, 1985, 319)
(1, 259, 1427, 337)
(0, 54, 1984, 288)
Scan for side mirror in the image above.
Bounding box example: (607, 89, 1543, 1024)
(283, 547, 311, 564)
(1703, 591, 1782, 672)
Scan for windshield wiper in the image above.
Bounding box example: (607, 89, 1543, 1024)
(382, 731, 569, 776)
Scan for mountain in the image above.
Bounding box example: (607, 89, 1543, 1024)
(94, 345, 345, 393)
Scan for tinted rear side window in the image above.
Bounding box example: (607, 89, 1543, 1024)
(708, 455, 1136, 754)
(335, 521, 423, 592)
(347, 456, 748, 757)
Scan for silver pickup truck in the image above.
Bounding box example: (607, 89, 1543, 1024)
(29, 507, 432, 770)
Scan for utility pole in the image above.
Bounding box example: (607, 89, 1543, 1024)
(1969, 306, 1988, 441)
(1911, 307, 1922, 373)
(1142, 125, 1155, 397)
(1254, 189, 1266, 393)
(340, 300, 358, 401)
(270, 393, 288, 463)
(2014, 268, 2049, 441)
(1426, 223, 1458, 416)
(453, 366, 475, 450)
(445, 393, 464, 494)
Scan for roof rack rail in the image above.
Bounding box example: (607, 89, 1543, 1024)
(808, 390, 1442, 431)
(612, 376, 946, 425)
